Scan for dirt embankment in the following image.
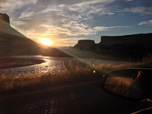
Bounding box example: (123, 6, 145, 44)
(0, 58, 44, 69)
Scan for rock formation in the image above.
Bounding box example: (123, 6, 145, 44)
(74, 33, 152, 60)
(74, 33, 152, 50)
(0, 13, 10, 24)
(0, 13, 40, 56)
(74, 40, 96, 50)
(99, 33, 152, 47)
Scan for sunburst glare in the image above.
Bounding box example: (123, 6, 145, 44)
(40, 38, 53, 46)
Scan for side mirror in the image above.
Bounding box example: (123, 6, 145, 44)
(101, 69, 152, 100)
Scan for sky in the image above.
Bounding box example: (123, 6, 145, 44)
(0, 0, 152, 46)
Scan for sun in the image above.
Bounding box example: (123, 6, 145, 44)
(40, 38, 53, 46)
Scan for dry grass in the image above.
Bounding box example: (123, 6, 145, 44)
(95, 54, 152, 71)
(0, 55, 152, 97)
(0, 66, 100, 96)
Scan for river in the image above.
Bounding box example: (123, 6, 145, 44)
(0, 55, 126, 76)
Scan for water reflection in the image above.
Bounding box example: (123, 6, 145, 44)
(0, 56, 58, 76)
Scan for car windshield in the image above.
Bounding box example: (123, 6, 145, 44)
(0, 0, 152, 114)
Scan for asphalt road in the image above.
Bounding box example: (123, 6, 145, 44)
(0, 80, 151, 114)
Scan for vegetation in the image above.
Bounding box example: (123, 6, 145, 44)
(59, 47, 121, 60)
(0, 55, 152, 97)
(95, 54, 152, 71)
(98, 44, 152, 61)
(0, 66, 100, 97)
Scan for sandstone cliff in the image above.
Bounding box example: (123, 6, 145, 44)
(74, 40, 96, 50)
(0, 13, 10, 24)
(0, 13, 40, 56)
(74, 33, 152, 60)
(100, 33, 152, 47)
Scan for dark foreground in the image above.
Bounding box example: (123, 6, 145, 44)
(0, 80, 151, 114)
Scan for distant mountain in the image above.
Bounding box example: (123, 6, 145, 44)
(0, 13, 40, 56)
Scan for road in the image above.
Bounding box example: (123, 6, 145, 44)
(0, 80, 151, 114)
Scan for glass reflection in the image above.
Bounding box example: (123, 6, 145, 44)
(104, 71, 144, 99)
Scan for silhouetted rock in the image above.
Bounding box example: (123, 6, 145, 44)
(74, 40, 96, 50)
(99, 33, 152, 47)
(74, 33, 152, 60)
(0, 13, 40, 56)
(0, 13, 10, 24)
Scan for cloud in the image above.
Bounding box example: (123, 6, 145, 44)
(126, 0, 133, 2)
(124, 7, 152, 15)
(138, 20, 152, 26)
(9, 0, 116, 37)
(69, 0, 114, 16)
(2, 0, 149, 46)
(0, 0, 37, 13)
(19, 11, 34, 19)
(7, 0, 131, 46)
(93, 26, 131, 31)
(38, 23, 130, 38)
